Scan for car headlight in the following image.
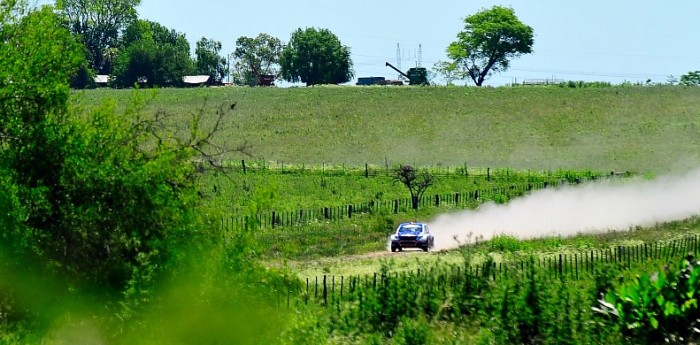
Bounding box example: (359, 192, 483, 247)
(390, 235, 398, 240)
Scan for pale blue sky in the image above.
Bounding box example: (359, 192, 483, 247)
(38, 0, 700, 86)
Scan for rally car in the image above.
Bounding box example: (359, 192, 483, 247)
(389, 222, 434, 252)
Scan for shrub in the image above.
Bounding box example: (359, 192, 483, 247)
(594, 255, 700, 344)
(489, 234, 522, 252)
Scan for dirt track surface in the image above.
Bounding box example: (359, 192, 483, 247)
(341, 248, 433, 260)
(266, 248, 460, 279)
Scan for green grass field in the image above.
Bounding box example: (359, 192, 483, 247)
(72, 85, 700, 265)
(73, 85, 700, 173)
(7, 84, 699, 344)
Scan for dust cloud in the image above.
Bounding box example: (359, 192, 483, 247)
(430, 167, 700, 251)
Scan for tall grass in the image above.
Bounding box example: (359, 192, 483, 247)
(73, 85, 700, 173)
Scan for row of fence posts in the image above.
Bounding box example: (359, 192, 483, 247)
(232, 160, 601, 182)
(290, 236, 699, 308)
(222, 181, 560, 232)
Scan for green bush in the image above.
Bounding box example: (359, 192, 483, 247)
(489, 234, 524, 252)
(393, 317, 432, 345)
(595, 255, 700, 344)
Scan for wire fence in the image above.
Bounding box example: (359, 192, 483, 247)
(215, 160, 608, 182)
(221, 179, 575, 231)
(292, 235, 699, 308)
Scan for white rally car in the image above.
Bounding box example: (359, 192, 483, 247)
(389, 222, 434, 252)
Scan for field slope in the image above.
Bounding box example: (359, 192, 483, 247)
(76, 85, 700, 173)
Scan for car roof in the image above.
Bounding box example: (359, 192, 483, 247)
(398, 222, 425, 227)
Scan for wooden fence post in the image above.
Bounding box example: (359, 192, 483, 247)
(323, 275, 327, 306)
(348, 205, 353, 218)
(558, 254, 563, 277)
(241, 159, 247, 175)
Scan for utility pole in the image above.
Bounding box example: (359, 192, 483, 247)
(418, 44, 422, 68)
(396, 43, 402, 80)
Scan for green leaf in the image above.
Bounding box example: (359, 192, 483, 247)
(650, 316, 659, 329)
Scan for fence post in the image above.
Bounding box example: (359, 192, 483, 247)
(558, 254, 563, 277)
(393, 200, 399, 214)
(487, 167, 491, 181)
(241, 159, 247, 175)
(365, 163, 369, 178)
(323, 275, 327, 306)
(435, 194, 440, 207)
(348, 205, 353, 218)
(644, 243, 648, 260)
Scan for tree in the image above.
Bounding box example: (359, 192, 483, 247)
(280, 27, 353, 86)
(0, 1, 241, 296)
(393, 165, 434, 211)
(432, 60, 466, 86)
(112, 19, 195, 87)
(232, 33, 283, 86)
(446, 6, 534, 86)
(680, 71, 700, 86)
(55, 0, 140, 74)
(195, 37, 227, 85)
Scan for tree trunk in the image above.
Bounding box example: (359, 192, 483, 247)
(411, 195, 419, 211)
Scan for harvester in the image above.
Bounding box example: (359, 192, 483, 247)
(385, 62, 429, 85)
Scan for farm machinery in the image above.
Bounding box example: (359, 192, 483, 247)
(385, 62, 429, 85)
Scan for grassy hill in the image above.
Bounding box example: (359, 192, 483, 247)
(74, 85, 700, 173)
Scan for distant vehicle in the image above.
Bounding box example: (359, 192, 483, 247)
(389, 222, 434, 252)
(385, 62, 429, 85)
(356, 76, 404, 86)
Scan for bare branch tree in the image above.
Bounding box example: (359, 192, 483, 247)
(393, 164, 434, 211)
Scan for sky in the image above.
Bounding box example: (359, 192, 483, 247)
(37, 0, 700, 86)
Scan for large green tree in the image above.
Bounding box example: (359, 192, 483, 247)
(0, 3, 293, 342)
(0, 1, 224, 295)
(280, 27, 353, 86)
(232, 33, 283, 86)
(195, 37, 227, 84)
(680, 71, 700, 86)
(112, 19, 195, 87)
(447, 6, 534, 86)
(55, 0, 140, 74)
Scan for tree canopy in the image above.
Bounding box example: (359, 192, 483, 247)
(232, 33, 283, 86)
(112, 19, 195, 87)
(195, 37, 227, 84)
(56, 0, 141, 74)
(446, 6, 534, 86)
(280, 27, 353, 86)
(680, 71, 700, 86)
(0, 1, 215, 294)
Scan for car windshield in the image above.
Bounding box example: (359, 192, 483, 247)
(398, 224, 422, 235)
